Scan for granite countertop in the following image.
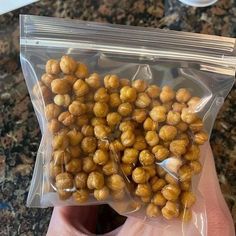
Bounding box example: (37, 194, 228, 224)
(0, 0, 235, 235)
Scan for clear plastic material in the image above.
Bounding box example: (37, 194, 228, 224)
(20, 15, 235, 235)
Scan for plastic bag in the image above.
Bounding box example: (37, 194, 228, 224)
(20, 15, 235, 235)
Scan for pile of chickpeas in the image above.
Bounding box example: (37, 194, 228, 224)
(33, 55, 208, 222)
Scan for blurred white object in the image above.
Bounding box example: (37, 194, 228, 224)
(0, 0, 38, 15)
(178, 0, 217, 7)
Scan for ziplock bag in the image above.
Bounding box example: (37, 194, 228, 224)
(20, 15, 236, 235)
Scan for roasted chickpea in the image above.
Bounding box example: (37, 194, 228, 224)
(145, 131, 159, 147)
(65, 159, 82, 174)
(180, 181, 191, 191)
(194, 131, 208, 145)
(150, 99, 161, 108)
(75, 114, 89, 127)
(54, 95, 70, 108)
(109, 140, 124, 152)
(156, 166, 166, 177)
(132, 79, 148, 92)
(189, 160, 202, 174)
(121, 163, 133, 176)
(94, 125, 111, 139)
(178, 165, 193, 182)
(160, 86, 175, 103)
(122, 148, 139, 164)
(141, 196, 151, 203)
(64, 75, 77, 85)
(189, 119, 204, 133)
(75, 62, 89, 79)
(67, 146, 81, 158)
(41, 73, 55, 87)
(33, 81, 52, 103)
(152, 145, 169, 161)
(52, 133, 69, 150)
(73, 189, 89, 203)
(102, 160, 118, 175)
(55, 172, 74, 190)
(120, 78, 130, 86)
(143, 165, 156, 178)
(94, 186, 110, 201)
(73, 79, 89, 97)
(81, 137, 97, 153)
(169, 140, 188, 156)
(172, 102, 186, 113)
(176, 88, 191, 103)
(106, 112, 122, 127)
(166, 111, 181, 125)
(45, 103, 61, 120)
(149, 106, 167, 122)
(161, 201, 179, 220)
(133, 135, 147, 150)
(152, 192, 167, 206)
(60, 55, 77, 74)
(53, 150, 71, 165)
(150, 176, 166, 192)
(181, 108, 198, 124)
(187, 96, 201, 108)
(98, 140, 109, 150)
(132, 167, 148, 184)
(118, 103, 133, 117)
(119, 120, 136, 132)
(93, 149, 109, 165)
(120, 86, 137, 102)
(104, 74, 120, 89)
(49, 162, 63, 178)
(132, 109, 147, 123)
(93, 102, 109, 118)
(75, 172, 88, 189)
(121, 130, 136, 147)
(179, 208, 192, 222)
(109, 93, 122, 108)
(46, 59, 61, 75)
(51, 79, 71, 95)
(135, 183, 152, 197)
(135, 92, 151, 108)
(87, 171, 104, 190)
(107, 174, 125, 191)
(85, 73, 101, 89)
(94, 87, 109, 103)
(165, 173, 178, 185)
(159, 125, 177, 142)
(82, 156, 97, 173)
(143, 117, 158, 131)
(181, 191, 196, 208)
(58, 190, 72, 200)
(69, 101, 87, 116)
(111, 189, 125, 200)
(184, 144, 200, 161)
(139, 150, 155, 166)
(91, 117, 106, 127)
(81, 124, 94, 136)
(48, 119, 61, 134)
(146, 203, 160, 218)
(146, 84, 161, 98)
(58, 111, 75, 126)
(176, 121, 188, 133)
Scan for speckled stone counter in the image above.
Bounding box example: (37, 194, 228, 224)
(0, 0, 235, 235)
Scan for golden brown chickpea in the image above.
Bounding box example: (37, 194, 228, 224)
(58, 190, 72, 200)
(73, 189, 89, 203)
(85, 73, 101, 88)
(60, 55, 77, 74)
(118, 102, 133, 117)
(161, 201, 179, 220)
(102, 160, 118, 175)
(41, 73, 55, 87)
(74, 172, 88, 189)
(146, 203, 160, 218)
(82, 156, 97, 173)
(169, 140, 188, 156)
(176, 133, 189, 144)
(67, 146, 81, 158)
(97, 140, 109, 151)
(122, 148, 139, 164)
(176, 88, 191, 103)
(178, 165, 193, 182)
(132, 167, 148, 184)
(165, 173, 178, 185)
(172, 102, 187, 113)
(94, 125, 111, 139)
(75, 62, 89, 79)
(64, 75, 77, 85)
(55, 172, 74, 190)
(120, 86, 137, 102)
(109, 139, 124, 152)
(181, 191, 196, 208)
(58, 111, 75, 126)
(189, 160, 202, 174)
(52, 133, 69, 150)
(149, 105, 167, 122)
(45, 103, 61, 120)
(121, 163, 133, 176)
(159, 125, 177, 142)
(139, 150, 155, 166)
(51, 79, 71, 95)
(166, 111, 181, 126)
(181, 108, 198, 124)
(81, 125, 94, 136)
(180, 181, 191, 191)
(132, 79, 148, 92)
(81, 137, 97, 153)
(67, 130, 83, 146)
(69, 101, 87, 116)
(156, 166, 166, 177)
(160, 85, 175, 103)
(91, 117, 106, 127)
(107, 174, 125, 191)
(133, 135, 147, 150)
(152, 145, 169, 161)
(132, 109, 147, 123)
(143, 117, 158, 131)
(94, 88, 109, 103)
(187, 96, 201, 108)
(176, 121, 189, 133)
(135, 92, 151, 108)
(104, 74, 120, 89)
(120, 78, 130, 87)
(194, 131, 208, 145)
(73, 79, 89, 97)
(179, 208, 192, 222)
(53, 150, 71, 165)
(111, 189, 125, 200)
(146, 85, 161, 99)
(33, 81, 52, 103)
(150, 176, 166, 192)
(65, 159, 82, 174)
(93, 149, 109, 165)
(87, 171, 104, 190)
(141, 196, 151, 203)
(75, 114, 89, 127)
(119, 120, 136, 132)
(94, 186, 110, 201)
(106, 112, 122, 127)
(93, 102, 109, 118)
(135, 183, 152, 197)
(189, 119, 204, 133)
(184, 144, 200, 161)
(109, 93, 122, 108)
(121, 130, 136, 147)
(145, 131, 159, 147)
(143, 165, 156, 178)
(54, 94, 71, 108)
(48, 119, 61, 134)
(150, 100, 161, 108)
(46, 59, 61, 75)
(152, 192, 167, 206)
